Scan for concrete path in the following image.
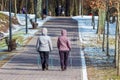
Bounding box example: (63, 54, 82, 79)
(0, 17, 82, 80)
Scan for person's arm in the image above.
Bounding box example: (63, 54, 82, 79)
(57, 37, 60, 49)
(48, 37, 53, 51)
(36, 37, 40, 51)
(67, 39, 71, 51)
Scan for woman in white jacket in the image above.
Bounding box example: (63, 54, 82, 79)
(36, 28, 53, 71)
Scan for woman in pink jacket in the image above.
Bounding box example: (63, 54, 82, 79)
(57, 29, 71, 71)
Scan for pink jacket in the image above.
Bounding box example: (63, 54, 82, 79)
(57, 29, 71, 51)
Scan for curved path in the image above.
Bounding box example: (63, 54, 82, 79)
(0, 17, 82, 80)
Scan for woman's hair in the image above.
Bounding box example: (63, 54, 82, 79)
(42, 28, 48, 35)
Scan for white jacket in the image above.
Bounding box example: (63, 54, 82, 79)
(36, 28, 53, 52)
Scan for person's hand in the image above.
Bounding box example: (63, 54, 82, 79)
(69, 48, 71, 51)
(36, 49, 39, 52)
(50, 50, 52, 53)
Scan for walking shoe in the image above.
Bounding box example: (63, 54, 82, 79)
(45, 67, 48, 70)
(64, 67, 67, 70)
(61, 67, 65, 71)
(42, 68, 45, 71)
(45, 64, 48, 70)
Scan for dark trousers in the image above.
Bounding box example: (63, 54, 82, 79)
(39, 51, 49, 70)
(59, 51, 69, 70)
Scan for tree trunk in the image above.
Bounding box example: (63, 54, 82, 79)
(20, 0, 25, 13)
(1, 0, 4, 11)
(65, 0, 70, 16)
(115, 16, 118, 68)
(29, 0, 34, 13)
(97, 8, 106, 40)
(117, 2, 120, 76)
(81, 0, 83, 16)
(14, 0, 17, 17)
(69, 0, 74, 16)
(102, 19, 106, 51)
(37, 0, 42, 18)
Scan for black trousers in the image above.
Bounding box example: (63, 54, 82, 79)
(39, 51, 49, 70)
(59, 51, 69, 70)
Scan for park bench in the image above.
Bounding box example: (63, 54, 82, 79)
(0, 33, 17, 51)
(30, 19, 38, 29)
(5, 37, 17, 51)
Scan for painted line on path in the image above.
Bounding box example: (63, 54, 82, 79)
(79, 28, 88, 80)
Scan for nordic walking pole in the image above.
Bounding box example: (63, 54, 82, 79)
(70, 52, 72, 68)
(50, 55, 53, 69)
(37, 54, 40, 69)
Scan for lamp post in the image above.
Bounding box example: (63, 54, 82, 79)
(106, 0, 109, 56)
(34, 0, 37, 22)
(9, 0, 12, 51)
(46, 0, 48, 15)
(25, 0, 28, 34)
(81, 0, 83, 16)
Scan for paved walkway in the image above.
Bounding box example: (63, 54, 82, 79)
(0, 17, 82, 80)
